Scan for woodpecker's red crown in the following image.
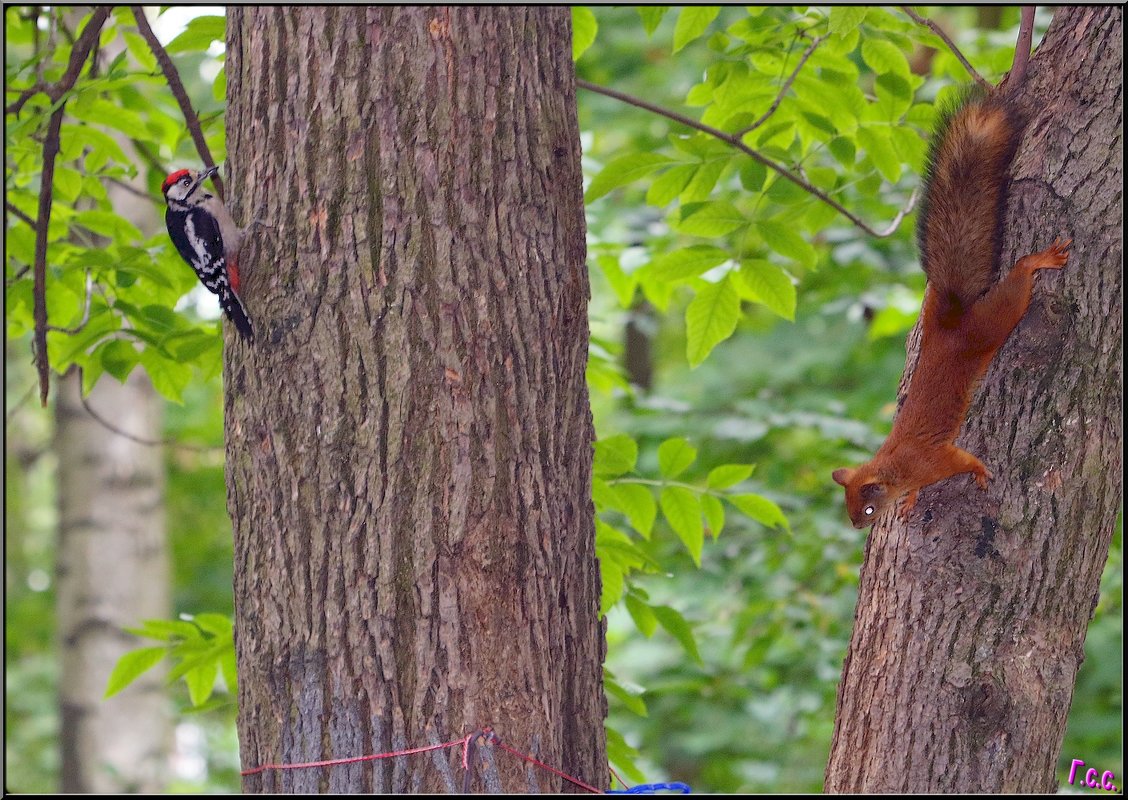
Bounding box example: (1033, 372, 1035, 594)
(162, 169, 193, 195)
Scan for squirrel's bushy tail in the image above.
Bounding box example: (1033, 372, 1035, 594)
(918, 89, 1022, 322)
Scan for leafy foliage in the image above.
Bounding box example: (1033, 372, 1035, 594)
(107, 615, 236, 709)
(5, 6, 229, 406)
(4, 6, 1120, 795)
(577, 4, 1121, 792)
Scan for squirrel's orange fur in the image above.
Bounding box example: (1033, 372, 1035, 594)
(833, 91, 1070, 529)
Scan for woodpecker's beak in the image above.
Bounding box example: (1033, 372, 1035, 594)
(188, 165, 220, 196)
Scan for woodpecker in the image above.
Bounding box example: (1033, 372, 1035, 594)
(161, 165, 254, 341)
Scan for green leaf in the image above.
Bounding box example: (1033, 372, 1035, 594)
(652, 605, 702, 663)
(164, 15, 226, 55)
(679, 158, 728, 202)
(657, 437, 697, 479)
(572, 7, 597, 60)
(701, 493, 725, 539)
(600, 555, 624, 616)
(137, 304, 186, 335)
(828, 7, 867, 35)
(707, 463, 755, 489)
(593, 477, 618, 513)
(596, 254, 637, 308)
(728, 492, 790, 532)
(606, 674, 648, 717)
(646, 163, 696, 207)
(858, 124, 902, 182)
(890, 125, 927, 173)
(647, 245, 729, 283)
(638, 7, 669, 36)
(193, 613, 233, 637)
(115, 255, 177, 290)
(73, 210, 143, 242)
(875, 72, 912, 121)
(125, 618, 202, 642)
(861, 38, 911, 80)
(586, 153, 674, 202)
(686, 275, 739, 367)
(212, 64, 227, 104)
(660, 486, 704, 564)
(105, 646, 166, 698)
(185, 659, 218, 707)
(138, 346, 190, 403)
(625, 593, 658, 637)
(99, 339, 139, 382)
(756, 222, 817, 269)
(612, 483, 657, 538)
(739, 159, 767, 192)
(828, 136, 857, 167)
(673, 7, 719, 53)
(676, 201, 746, 237)
(606, 727, 646, 786)
(593, 433, 638, 477)
(82, 359, 106, 394)
(737, 260, 797, 321)
(54, 167, 83, 202)
(122, 30, 157, 72)
(869, 303, 920, 340)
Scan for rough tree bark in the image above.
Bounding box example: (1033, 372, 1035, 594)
(825, 8, 1122, 793)
(225, 7, 605, 793)
(56, 368, 170, 792)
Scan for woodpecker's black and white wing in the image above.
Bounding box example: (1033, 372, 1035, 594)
(166, 205, 225, 289)
(165, 205, 255, 341)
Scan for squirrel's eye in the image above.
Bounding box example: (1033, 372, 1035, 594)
(864, 506, 875, 516)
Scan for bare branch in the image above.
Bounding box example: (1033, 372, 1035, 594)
(6, 201, 37, 229)
(576, 78, 915, 239)
(105, 175, 161, 204)
(735, 34, 826, 137)
(5, 83, 47, 117)
(130, 137, 169, 176)
(29, 6, 112, 407)
(78, 371, 224, 453)
(5, 383, 38, 428)
(130, 6, 225, 200)
(1008, 6, 1037, 88)
(900, 6, 992, 91)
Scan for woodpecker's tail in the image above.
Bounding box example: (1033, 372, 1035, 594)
(222, 289, 255, 342)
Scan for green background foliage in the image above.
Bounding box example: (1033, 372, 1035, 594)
(4, 6, 1120, 793)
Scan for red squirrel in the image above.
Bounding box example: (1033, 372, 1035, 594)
(832, 88, 1070, 528)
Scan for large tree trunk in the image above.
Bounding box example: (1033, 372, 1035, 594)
(225, 7, 605, 793)
(56, 367, 171, 792)
(825, 8, 1122, 793)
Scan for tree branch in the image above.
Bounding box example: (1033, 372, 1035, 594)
(900, 6, 992, 91)
(6, 201, 37, 229)
(78, 371, 224, 453)
(130, 6, 225, 200)
(735, 34, 826, 137)
(105, 175, 161, 204)
(25, 6, 111, 407)
(1008, 6, 1037, 88)
(576, 78, 915, 239)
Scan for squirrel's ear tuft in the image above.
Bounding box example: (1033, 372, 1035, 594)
(832, 468, 854, 487)
(859, 481, 887, 501)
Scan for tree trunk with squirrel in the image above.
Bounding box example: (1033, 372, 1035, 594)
(825, 8, 1121, 792)
(224, 7, 606, 793)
